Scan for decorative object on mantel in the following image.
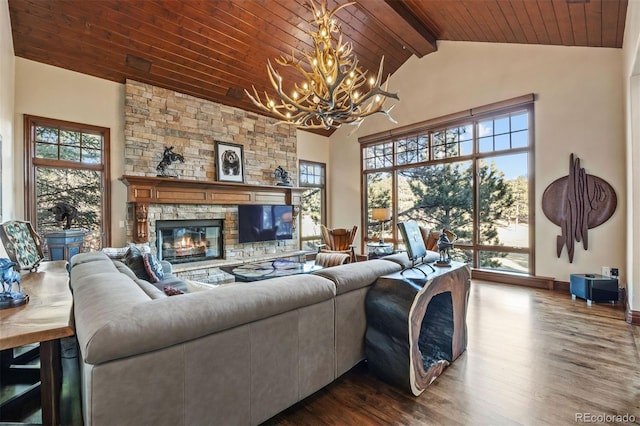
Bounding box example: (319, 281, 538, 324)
(48, 202, 78, 230)
(215, 141, 245, 183)
(0, 258, 28, 309)
(434, 229, 454, 267)
(244, 0, 399, 130)
(542, 153, 617, 263)
(274, 166, 292, 186)
(156, 146, 184, 178)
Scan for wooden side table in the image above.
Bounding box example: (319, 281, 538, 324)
(365, 261, 470, 396)
(0, 261, 74, 425)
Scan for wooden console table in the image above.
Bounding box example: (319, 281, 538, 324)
(365, 262, 470, 396)
(0, 261, 74, 425)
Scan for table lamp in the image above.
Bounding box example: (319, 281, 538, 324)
(372, 208, 392, 244)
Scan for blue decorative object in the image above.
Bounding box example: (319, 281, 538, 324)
(0, 257, 28, 309)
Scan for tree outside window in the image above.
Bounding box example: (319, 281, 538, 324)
(299, 160, 325, 251)
(25, 115, 111, 254)
(361, 103, 532, 274)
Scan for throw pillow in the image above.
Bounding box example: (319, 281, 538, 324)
(163, 285, 184, 296)
(143, 253, 165, 283)
(123, 247, 151, 281)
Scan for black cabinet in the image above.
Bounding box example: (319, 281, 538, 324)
(570, 274, 618, 305)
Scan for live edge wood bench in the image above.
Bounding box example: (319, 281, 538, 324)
(365, 261, 471, 396)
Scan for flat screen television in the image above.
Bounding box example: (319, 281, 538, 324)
(238, 204, 294, 243)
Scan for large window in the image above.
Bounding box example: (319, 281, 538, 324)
(299, 160, 326, 251)
(361, 97, 533, 274)
(25, 115, 111, 253)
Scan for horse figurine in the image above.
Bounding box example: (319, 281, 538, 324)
(0, 258, 21, 296)
(436, 229, 454, 266)
(156, 146, 185, 178)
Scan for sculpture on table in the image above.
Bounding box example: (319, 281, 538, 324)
(0, 258, 28, 309)
(435, 229, 454, 267)
(274, 166, 292, 186)
(48, 202, 78, 230)
(156, 146, 185, 178)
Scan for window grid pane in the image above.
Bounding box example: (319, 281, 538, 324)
(361, 104, 532, 274)
(34, 124, 105, 164)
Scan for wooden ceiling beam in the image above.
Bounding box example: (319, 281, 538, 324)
(353, 0, 437, 58)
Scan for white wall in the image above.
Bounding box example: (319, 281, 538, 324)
(623, 0, 640, 314)
(330, 41, 626, 283)
(296, 128, 331, 219)
(0, 0, 15, 222)
(13, 58, 127, 245)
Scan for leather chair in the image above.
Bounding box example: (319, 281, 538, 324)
(419, 226, 457, 251)
(319, 225, 358, 262)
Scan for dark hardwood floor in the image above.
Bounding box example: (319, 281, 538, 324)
(266, 282, 640, 425)
(2, 280, 638, 425)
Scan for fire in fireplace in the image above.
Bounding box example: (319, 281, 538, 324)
(156, 219, 224, 264)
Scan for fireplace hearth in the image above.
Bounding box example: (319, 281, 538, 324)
(156, 219, 224, 264)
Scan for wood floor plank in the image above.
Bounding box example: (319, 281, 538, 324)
(264, 280, 640, 425)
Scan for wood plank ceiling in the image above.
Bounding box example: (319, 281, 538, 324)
(8, 0, 628, 128)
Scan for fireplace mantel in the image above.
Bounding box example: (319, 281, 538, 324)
(120, 175, 305, 243)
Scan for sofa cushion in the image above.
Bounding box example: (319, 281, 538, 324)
(76, 273, 336, 365)
(313, 259, 401, 295)
(134, 277, 168, 299)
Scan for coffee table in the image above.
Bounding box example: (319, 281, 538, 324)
(222, 259, 322, 282)
(0, 260, 74, 425)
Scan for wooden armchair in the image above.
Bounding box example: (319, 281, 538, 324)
(0, 220, 45, 271)
(319, 225, 358, 262)
(419, 227, 457, 251)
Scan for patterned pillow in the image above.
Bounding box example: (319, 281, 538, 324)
(0, 221, 43, 271)
(143, 253, 165, 283)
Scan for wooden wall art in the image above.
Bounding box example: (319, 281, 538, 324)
(541, 154, 617, 263)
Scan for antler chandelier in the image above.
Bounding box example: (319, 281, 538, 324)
(245, 0, 399, 130)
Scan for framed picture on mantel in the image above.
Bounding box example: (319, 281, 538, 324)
(215, 141, 245, 183)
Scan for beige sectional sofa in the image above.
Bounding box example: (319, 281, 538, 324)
(69, 251, 410, 426)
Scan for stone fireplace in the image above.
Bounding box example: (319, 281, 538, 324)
(156, 219, 223, 264)
(122, 80, 302, 267)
